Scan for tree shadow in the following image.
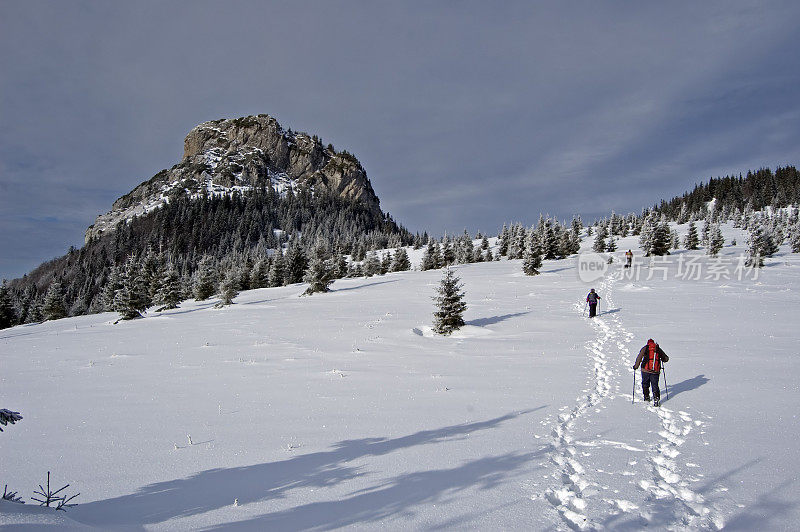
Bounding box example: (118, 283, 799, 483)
(722, 479, 797, 530)
(542, 266, 571, 274)
(332, 279, 400, 292)
(466, 312, 529, 327)
(207, 450, 547, 530)
(663, 374, 709, 402)
(72, 408, 544, 528)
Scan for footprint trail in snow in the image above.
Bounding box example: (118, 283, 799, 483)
(537, 271, 724, 530)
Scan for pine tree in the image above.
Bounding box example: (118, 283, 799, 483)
(217, 269, 240, 306)
(391, 247, 411, 272)
(649, 219, 671, 256)
(193, 256, 218, 300)
(380, 252, 392, 274)
(791, 222, 800, 253)
(684, 222, 700, 250)
(334, 254, 349, 279)
(285, 242, 308, 284)
(432, 267, 467, 335)
(593, 226, 607, 253)
(155, 265, 182, 311)
(303, 257, 334, 295)
(638, 213, 656, 255)
(101, 265, 124, 311)
(0, 280, 17, 330)
(42, 281, 67, 321)
(268, 253, 285, 287)
(441, 238, 455, 266)
(606, 236, 617, 252)
(249, 258, 269, 289)
(708, 225, 724, 257)
(522, 240, 543, 276)
(543, 223, 559, 259)
(363, 251, 381, 277)
(420, 241, 441, 271)
(114, 256, 148, 320)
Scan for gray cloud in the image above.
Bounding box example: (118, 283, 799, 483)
(2, 1, 799, 279)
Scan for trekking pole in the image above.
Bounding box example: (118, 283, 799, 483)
(632, 370, 636, 404)
(662, 366, 669, 401)
(583, 301, 588, 316)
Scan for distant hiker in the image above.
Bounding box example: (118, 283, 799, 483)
(586, 288, 601, 317)
(625, 249, 633, 268)
(633, 339, 669, 406)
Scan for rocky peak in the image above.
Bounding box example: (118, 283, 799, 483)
(86, 114, 382, 243)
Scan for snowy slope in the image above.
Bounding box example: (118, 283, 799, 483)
(1, 224, 799, 530)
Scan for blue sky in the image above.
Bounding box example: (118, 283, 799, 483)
(2, 1, 799, 280)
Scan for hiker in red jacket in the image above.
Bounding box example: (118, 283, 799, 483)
(633, 339, 669, 406)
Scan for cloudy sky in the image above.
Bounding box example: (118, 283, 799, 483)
(2, 1, 799, 280)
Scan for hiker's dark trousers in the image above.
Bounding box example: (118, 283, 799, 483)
(588, 303, 598, 317)
(641, 371, 660, 399)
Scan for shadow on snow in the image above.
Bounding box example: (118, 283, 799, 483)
(72, 408, 546, 529)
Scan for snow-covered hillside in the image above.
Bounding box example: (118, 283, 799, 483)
(2, 223, 799, 530)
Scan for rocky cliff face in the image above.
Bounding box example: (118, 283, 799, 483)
(86, 114, 382, 243)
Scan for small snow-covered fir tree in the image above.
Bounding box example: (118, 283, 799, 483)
(268, 253, 285, 287)
(441, 238, 455, 266)
(363, 251, 381, 277)
(42, 282, 67, 321)
(592, 226, 606, 253)
(606, 236, 617, 252)
(391, 247, 411, 272)
(0, 280, 17, 330)
(701, 220, 711, 248)
(791, 221, 800, 253)
(249, 258, 270, 289)
(420, 241, 441, 271)
(648, 218, 671, 256)
(217, 269, 240, 306)
(432, 267, 467, 335)
(284, 242, 308, 284)
(114, 257, 148, 320)
(708, 225, 724, 257)
(303, 257, 334, 295)
(684, 221, 700, 250)
(155, 265, 182, 311)
(638, 214, 656, 255)
(193, 256, 218, 300)
(522, 246, 543, 276)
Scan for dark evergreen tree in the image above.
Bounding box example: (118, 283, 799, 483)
(522, 239, 543, 276)
(420, 241, 441, 271)
(708, 225, 724, 257)
(268, 252, 286, 287)
(42, 281, 67, 321)
(285, 242, 308, 284)
(391, 247, 411, 272)
(363, 251, 381, 277)
(193, 256, 218, 300)
(684, 222, 700, 250)
(155, 265, 182, 311)
(791, 221, 800, 253)
(432, 267, 467, 335)
(0, 280, 17, 330)
(593, 226, 607, 253)
(114, 256, 148, 320)
(217, 269, 240, 306)
(303, 257, 334, 295)
(441, 238, 455, 266)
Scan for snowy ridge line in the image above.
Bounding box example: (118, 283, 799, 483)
(543, 274, 620, 530)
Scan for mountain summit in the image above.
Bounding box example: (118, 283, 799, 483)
(86, 114, 381, 243)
